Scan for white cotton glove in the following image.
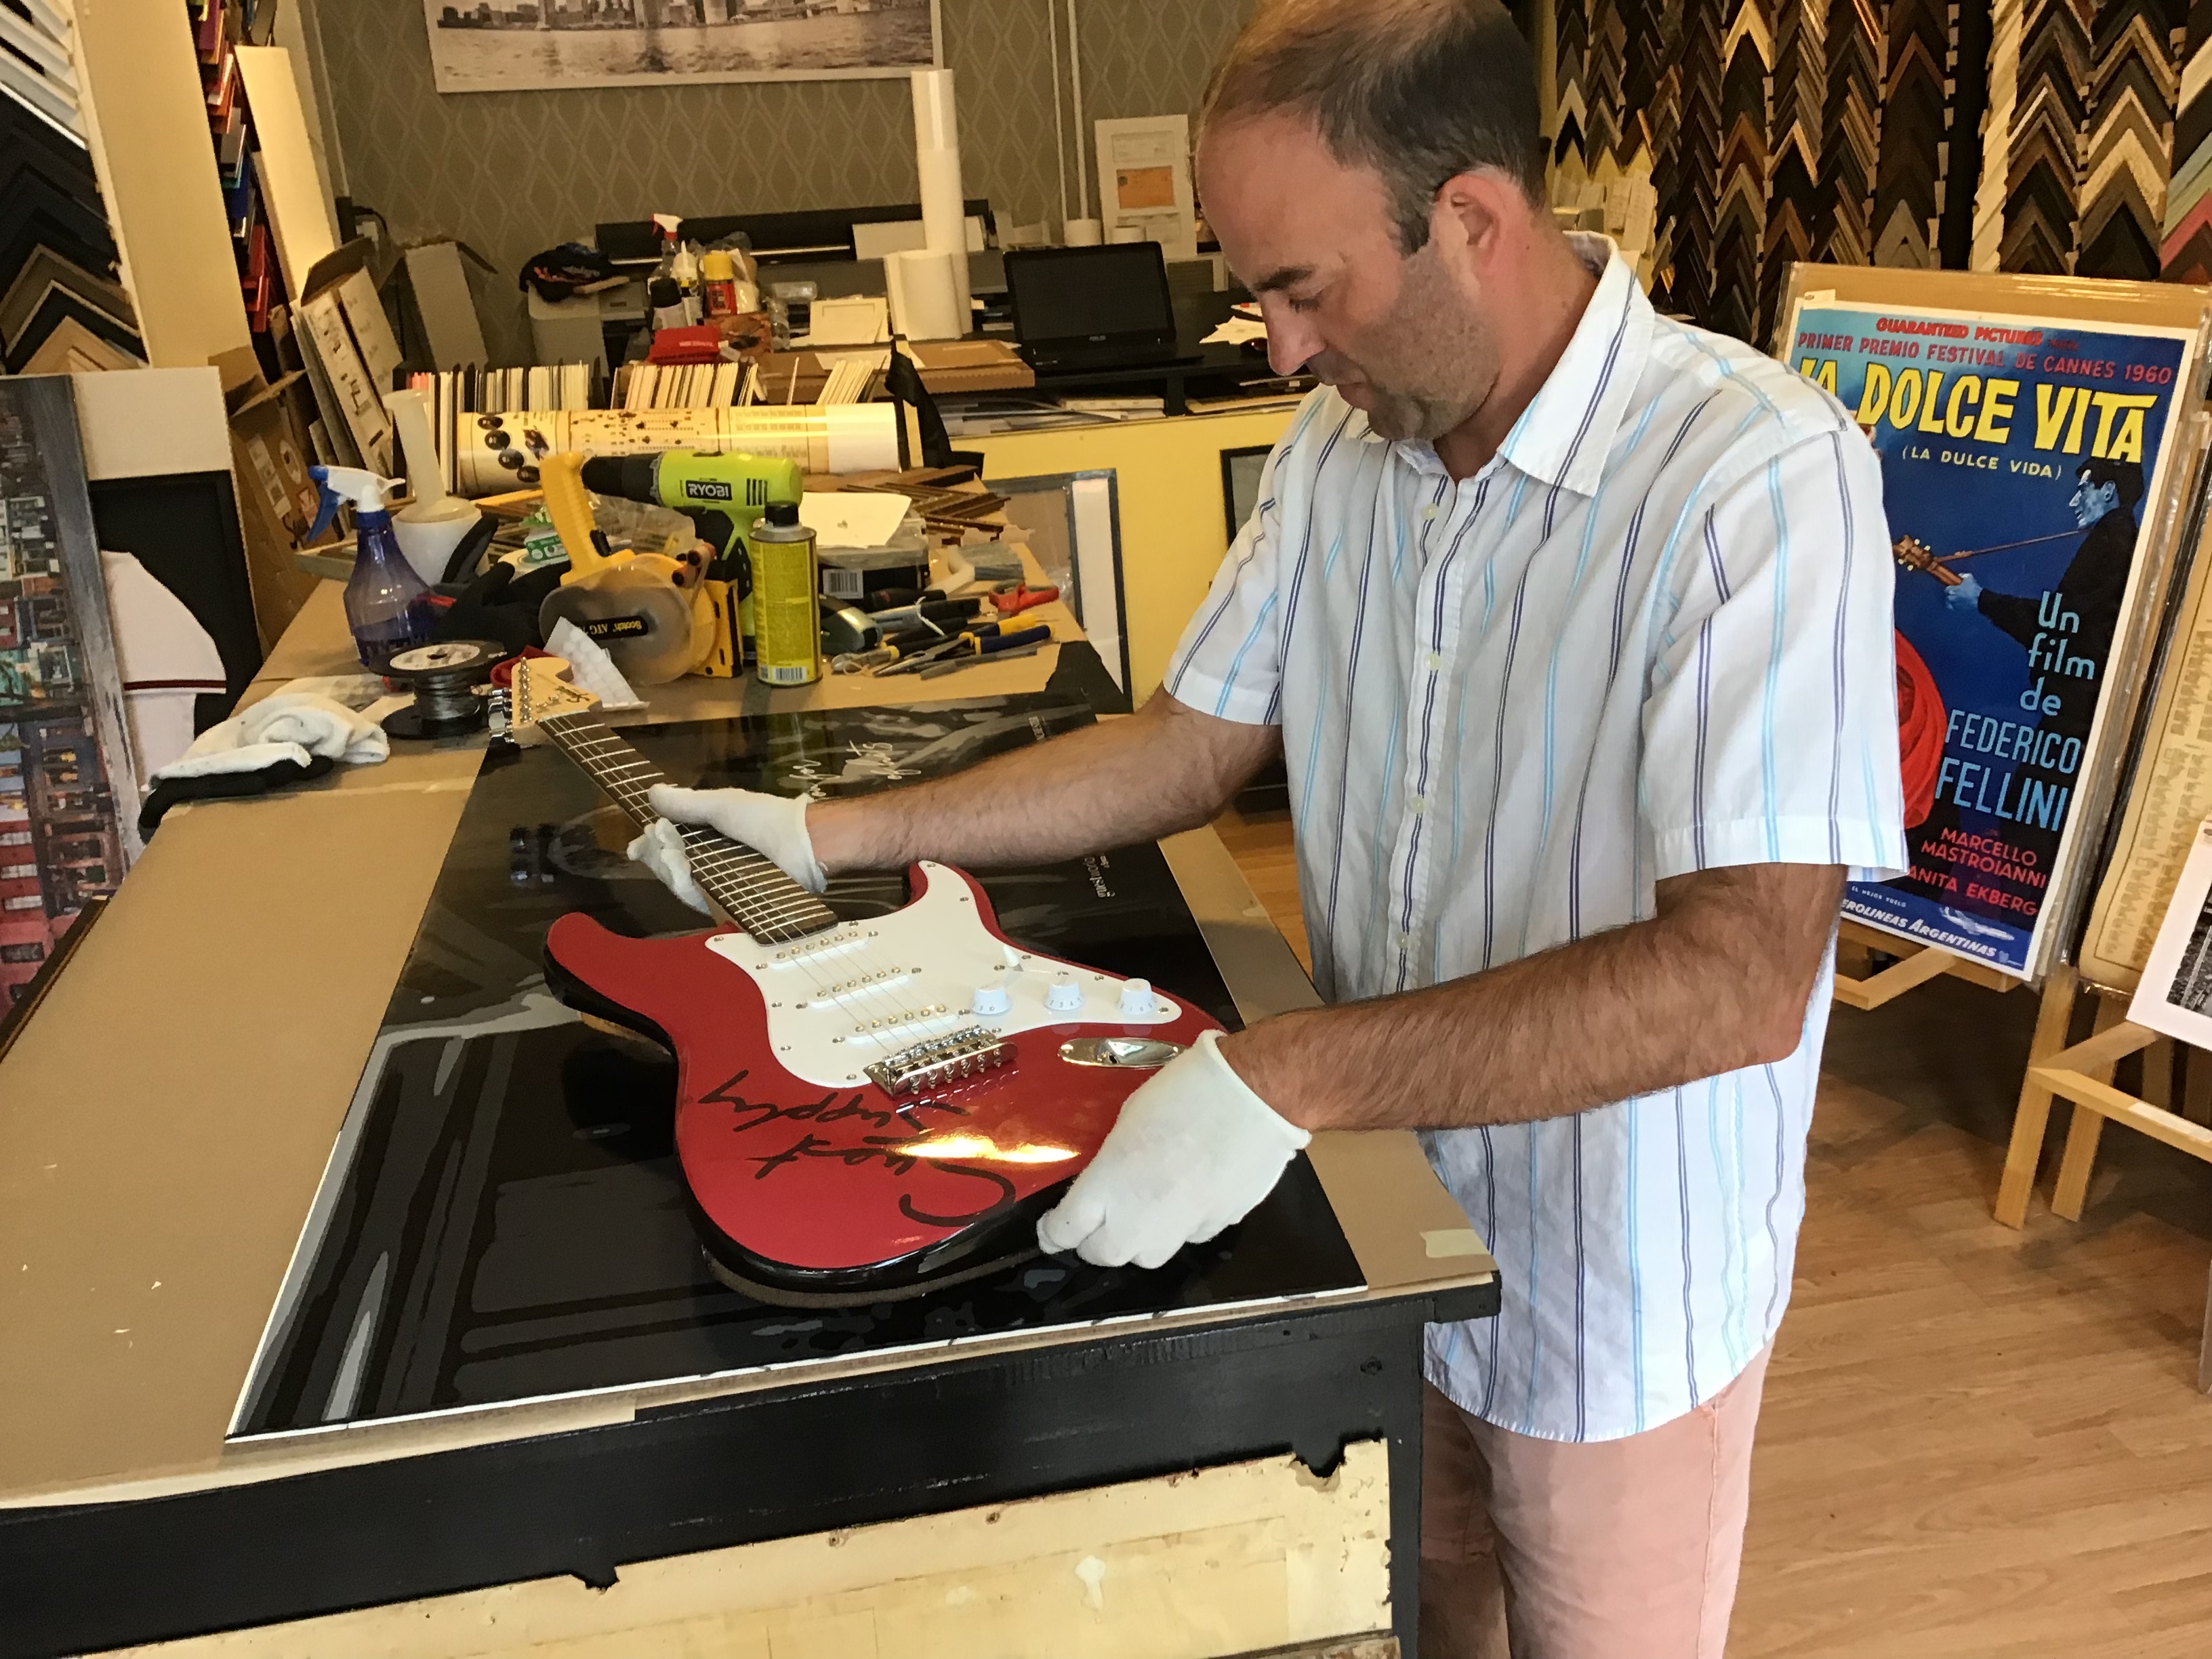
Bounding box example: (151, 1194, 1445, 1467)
(1037, 1029, 1311, 1270)
(626, 782, 826, 914)
(150, 693, 388, 781)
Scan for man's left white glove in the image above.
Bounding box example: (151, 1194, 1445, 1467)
(1037, 1029, 1311, 1270)
(626, 783, 826, 914)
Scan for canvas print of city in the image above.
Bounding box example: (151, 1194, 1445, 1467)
(0, 379, 133, 1012)
(426, 0, 940, 94)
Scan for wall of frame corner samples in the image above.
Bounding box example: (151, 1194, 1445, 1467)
(1544, 0, 2212, 344)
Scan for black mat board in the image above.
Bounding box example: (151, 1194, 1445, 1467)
(234, 693, 1363, 1439)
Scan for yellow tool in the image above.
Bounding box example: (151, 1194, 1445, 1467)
(533, 451, 710, 685)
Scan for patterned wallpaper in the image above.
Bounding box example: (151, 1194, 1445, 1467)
(312, 0, 1253, 363)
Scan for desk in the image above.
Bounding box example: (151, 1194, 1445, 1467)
(1025, 293, 1286, 415)
(0, 587, 1496, 1659)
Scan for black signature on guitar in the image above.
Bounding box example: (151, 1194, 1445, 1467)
(699, 1071, 1012, 1225)
(748, 1132, 1017, 1226)
(700, 1069, 968, 1137)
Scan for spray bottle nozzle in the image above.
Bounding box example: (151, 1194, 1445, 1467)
(308, 465, 404, 542)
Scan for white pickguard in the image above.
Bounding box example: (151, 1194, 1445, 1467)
(703, 860, 1181, 1088)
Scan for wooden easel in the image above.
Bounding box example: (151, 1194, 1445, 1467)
(1996, 963, 2212, 1392)
(1831, 920, 2020, 1010)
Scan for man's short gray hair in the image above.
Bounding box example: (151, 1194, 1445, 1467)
(1200, 0, 1546, 254)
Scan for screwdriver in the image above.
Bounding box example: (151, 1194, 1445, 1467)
(918, 641, 1048, 680)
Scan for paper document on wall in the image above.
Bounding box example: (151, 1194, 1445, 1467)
(1094, 115, 1197, 261)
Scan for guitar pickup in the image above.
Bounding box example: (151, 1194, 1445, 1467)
(865, 1027, 1010, 1095)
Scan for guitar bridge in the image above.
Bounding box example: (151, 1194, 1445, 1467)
(865, 1027, 1010, 1095)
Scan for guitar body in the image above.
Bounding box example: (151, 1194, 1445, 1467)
(545, 859, 1222, 1302)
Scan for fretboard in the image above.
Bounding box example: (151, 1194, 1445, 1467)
(537, 711, 839, 943)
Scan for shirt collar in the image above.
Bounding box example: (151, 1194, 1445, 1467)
(1491, 235, 1650, 496)
(1379, 234, 1652, 498)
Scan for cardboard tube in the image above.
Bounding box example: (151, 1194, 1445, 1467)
(911, 70, 970, 332)
(912, 66, 956, 152)
(1063, 218, 1103, 246)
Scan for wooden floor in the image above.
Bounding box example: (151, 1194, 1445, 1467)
(1212, 808, 2212, 1659)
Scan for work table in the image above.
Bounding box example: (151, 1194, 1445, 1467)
(0, 580, 1495, 1659)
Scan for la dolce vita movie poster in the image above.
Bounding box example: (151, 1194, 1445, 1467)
(1784, 299, 2198, 975)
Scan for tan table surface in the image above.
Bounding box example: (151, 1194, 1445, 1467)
(0, 586, 1494, 1511)
(267, 540, 1086, 716)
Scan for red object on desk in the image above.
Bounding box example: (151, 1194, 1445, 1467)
(991, 583, 1060, 616)
(647, 326, 726, 365)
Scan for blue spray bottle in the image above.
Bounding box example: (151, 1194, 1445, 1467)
(309, 465, 438, 672)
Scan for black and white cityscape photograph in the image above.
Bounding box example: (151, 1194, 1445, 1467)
(425, 0, 939, 94)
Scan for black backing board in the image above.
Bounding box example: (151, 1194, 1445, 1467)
(234, 693, 1363, 1438)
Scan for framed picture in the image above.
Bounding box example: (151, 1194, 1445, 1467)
(1094, 115, 1197, 261)
(1220, 445, 1270, 546)
(0, 375, 138, 1010)
(424, 0, 943, 96)
(1775, 264, 2210, 983)
(986, 469, 1130, 697)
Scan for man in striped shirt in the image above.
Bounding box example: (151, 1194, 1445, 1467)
(640, 0, 1904, 1650)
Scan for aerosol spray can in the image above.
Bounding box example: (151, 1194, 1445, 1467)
(749, 501, 821, 687)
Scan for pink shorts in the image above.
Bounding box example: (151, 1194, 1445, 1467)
(1420, 1345, 1771, 1659)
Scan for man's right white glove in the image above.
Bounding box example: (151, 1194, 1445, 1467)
(626, 783, 826, 914)
(1037, 1029, 1311, 1270)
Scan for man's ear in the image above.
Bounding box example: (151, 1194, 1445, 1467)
(1432, 169, 1521, 263)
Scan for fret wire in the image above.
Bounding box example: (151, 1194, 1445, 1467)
(536, 720, 837, 939)
(703, 880, 828, 920)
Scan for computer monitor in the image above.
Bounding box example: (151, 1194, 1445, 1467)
(1004, 243, 1177, 358)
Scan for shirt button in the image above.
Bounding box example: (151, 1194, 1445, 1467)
(1421, 505, 1440, 523)
(1410, 795, 1427, 815)
(1398, 930, 1416, 949)
(1425, 651, 1443, 671)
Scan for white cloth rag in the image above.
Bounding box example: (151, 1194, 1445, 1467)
(151, 691, 390, 781)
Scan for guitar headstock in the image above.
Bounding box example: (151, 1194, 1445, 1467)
(504, 653, 602, 748)
(1891, 535, 1962, 586)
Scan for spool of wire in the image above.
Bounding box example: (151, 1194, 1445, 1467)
(382, 639, 506, 740)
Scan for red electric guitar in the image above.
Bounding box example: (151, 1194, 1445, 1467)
(508, 660, 1222, 1305)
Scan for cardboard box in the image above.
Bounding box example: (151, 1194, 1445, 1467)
(215, 345, 327, 648)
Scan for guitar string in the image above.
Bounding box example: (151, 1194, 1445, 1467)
(523, 685, 936, 1050)
(543, 716, 956, 1059)
(541, 715, 954, 1061)
(544, 720, 844, 954)
(549, 724, 930, 1058)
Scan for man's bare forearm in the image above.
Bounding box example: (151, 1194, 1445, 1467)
(1223, 864, 1846, 1132)
(807, 691, 1282, 874)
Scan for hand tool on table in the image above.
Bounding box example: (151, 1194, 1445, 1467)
(990, 582, 1060, 616)
(871, 621, 1052, 678)
(866, 596, 985, 632)
(918, 641, 1048, 680)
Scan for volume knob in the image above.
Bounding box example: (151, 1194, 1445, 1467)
(1118, 978, 1156, 1018)
(970, 983, 1011, 1017)
(1044, 975, 1084, 1013)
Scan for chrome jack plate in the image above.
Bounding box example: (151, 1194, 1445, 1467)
(1057, 1037, 1185, 1069)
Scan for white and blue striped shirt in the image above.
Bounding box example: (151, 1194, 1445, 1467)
(1168, 238, 1907, 1441)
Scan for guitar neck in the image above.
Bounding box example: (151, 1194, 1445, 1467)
(537, 712, 839, 943)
